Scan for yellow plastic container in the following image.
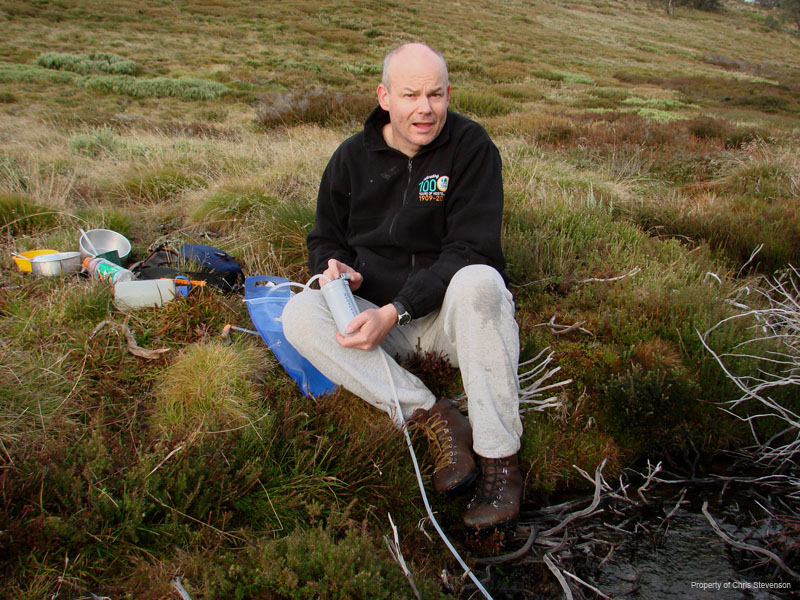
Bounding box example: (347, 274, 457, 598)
(13, 249, 58, 273)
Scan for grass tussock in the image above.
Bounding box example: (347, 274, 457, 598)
(153, 340, 270, 434)
(105, 165, 208, 205)
(0, 192, 60, 236)
(0, 278, 112, 456)
(190, 184, 279, 232)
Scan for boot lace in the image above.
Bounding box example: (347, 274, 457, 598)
(470, 460, 509, 507)
(408, 413, 455, 472)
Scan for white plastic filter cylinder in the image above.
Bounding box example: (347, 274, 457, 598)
(113, 278, 176, 310)
(321, 276, 360, 336)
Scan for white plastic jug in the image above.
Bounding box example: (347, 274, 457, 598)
(113, 278, 176, 310)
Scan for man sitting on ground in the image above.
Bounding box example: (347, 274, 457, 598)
(283, 42, 523, 531)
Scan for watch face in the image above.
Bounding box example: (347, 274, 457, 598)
(393, 302, 411, 326)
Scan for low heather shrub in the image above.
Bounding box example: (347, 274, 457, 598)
(449, 89, 516, 117)
(255, 88, 375, 128)
(199, 524, 444, 600)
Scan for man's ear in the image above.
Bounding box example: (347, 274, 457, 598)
(377, 83, 390, 111)
(445, 84, 451, 105)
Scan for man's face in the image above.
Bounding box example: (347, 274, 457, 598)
(377, 48, 450, 157)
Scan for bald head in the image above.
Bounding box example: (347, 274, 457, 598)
(381, 43, 449, 92)
(376, 42, 450, 156)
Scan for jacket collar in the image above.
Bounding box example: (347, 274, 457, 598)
(362, 106, 452, 156)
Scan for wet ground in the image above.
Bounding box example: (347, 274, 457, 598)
(469, 462, 798, 600)
(592, 507, 790, 599)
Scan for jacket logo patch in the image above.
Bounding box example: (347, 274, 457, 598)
(418, 174, 449, 202)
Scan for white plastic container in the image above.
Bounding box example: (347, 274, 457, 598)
(321, 275, 360, 336)
(113, 278, 176, 310)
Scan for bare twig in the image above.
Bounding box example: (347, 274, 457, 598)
(563, 569, 613, 599)
(541, 458, 608, 538)
(534, 314, 593, 337)
(543, 554, 573, 600)
(737, 244, 763, 278)
(475, 526, 539, 565)
(90, 320, 171, 360)
(701, 501, 800, 580)
(384, 513, 422, 600)
(146, 445, 184, 478)
(637, 460, 662, 503)
(171, 576, 193, 600)
(569, 267, 641, 284)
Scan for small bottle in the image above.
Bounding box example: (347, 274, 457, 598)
(83, 256, 134, 284)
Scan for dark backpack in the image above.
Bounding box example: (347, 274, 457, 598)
(131, 242, 244, 293)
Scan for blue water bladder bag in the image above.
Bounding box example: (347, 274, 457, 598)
(244, 275, 337, 397)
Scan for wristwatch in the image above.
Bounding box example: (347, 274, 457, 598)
(392, 301, 412, 326)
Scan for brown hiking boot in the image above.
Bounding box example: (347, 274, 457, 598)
(463, 454, 523, 532)
(409, 399, 478, 495)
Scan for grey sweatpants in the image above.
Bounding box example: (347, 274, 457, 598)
(282, 264, 522, 458)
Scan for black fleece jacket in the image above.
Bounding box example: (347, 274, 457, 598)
(307, 106, 507, 319)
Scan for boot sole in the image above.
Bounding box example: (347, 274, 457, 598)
(440, 466, 479, 497)
(464, 516, 518, 534)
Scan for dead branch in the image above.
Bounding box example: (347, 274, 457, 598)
(171, 577, 193, 600)
(569, 267, 641, 284)
(543, 554, 573, 600)
(90, 319, 170, 360)
(534, 314, 593, 337)
(701, 501, 800, 580)
(456, 347, 572, 415)
(475, 526, 539, 565)
(563, 569, 613, 600)
(541, 458, 608, 538)
(384, 513, 422, 600)
(637, 460, 663, 503)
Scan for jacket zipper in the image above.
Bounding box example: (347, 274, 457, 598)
(388, 158, 414, 243)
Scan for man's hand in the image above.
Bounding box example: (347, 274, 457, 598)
(336, 304, 397, 351)
(322, 258, 363, 291)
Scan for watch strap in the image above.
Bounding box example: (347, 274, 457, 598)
(392, 300, 412, 326)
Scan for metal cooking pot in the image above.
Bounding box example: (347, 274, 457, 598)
(79, 229, 131, 264)
(30, 251, 82, 277)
